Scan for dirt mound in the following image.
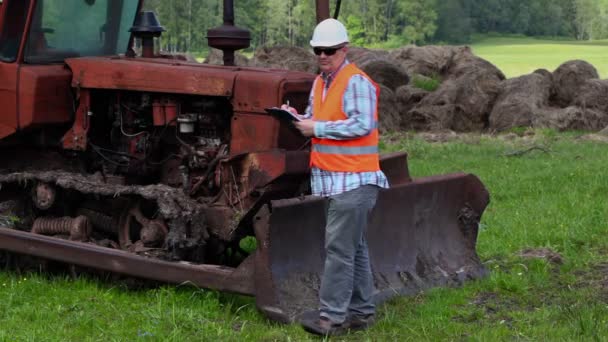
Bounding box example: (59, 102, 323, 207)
(551, 60, 599, 107)
(395, 85, 429, 129)
(388, 45, 464, 77)
(347, 46, 390, 66)
(534, 106, 608, 131)
(447, 47, 505, 80)
(489, 72, 553, 131)
(345, 47, 409, 91)
(407, 47, 504, 131)
(574, 79, 608, 113)
(360, 59, 410, 91)
(203, 48, 250, 66)
(377, 85, 400, 133)
(245, 45, 608, 133)
(250, 46, 317, 73)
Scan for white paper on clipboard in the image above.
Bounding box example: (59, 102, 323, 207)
(265, 107, 303, 122)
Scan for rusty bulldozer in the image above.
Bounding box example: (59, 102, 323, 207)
(0, 0, 489, 322)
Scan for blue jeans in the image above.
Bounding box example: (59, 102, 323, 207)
(319, 185, 379, 323)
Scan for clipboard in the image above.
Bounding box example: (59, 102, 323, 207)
(265, 107, 302, 122)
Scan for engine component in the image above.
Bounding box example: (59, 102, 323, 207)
(32, 182, 56, 210)
(76, 207, 117, 235)
(32, 216, 92, 242)
(152, 98, 178, 126)
(177, 114, 197, 134)
(118, 204, 168, 249)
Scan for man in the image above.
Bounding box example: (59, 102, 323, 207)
(283, 18, 389, 336)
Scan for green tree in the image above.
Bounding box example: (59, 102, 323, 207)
(574, 0, 598, 39)
(345, 15, 366, 46)
(435, 0, 472, 43)
(399, 0, 438, 44)
(292, 0, 316, 47)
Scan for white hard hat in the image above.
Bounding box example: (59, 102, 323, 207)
(310, 18, 349, 48)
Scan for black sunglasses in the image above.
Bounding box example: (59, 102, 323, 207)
(313, 47, 341, 56)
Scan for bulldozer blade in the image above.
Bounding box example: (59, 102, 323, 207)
(252, 172, 489, 323)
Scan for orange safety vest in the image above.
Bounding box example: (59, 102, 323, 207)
(310, 63, 381, 172)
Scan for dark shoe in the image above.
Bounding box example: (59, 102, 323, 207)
(301, 316, 347, 336)
(346, 314, 375, 331)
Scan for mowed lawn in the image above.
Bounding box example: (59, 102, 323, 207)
(471, 36, 608, 78)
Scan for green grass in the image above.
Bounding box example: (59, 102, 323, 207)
(471, 35, 608, 78)
(411, 73, 441, 92)
(2, 130, 608, 341)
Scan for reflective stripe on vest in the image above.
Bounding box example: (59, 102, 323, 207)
(310, 63, 381, 172)
(312, 144, 379, 155)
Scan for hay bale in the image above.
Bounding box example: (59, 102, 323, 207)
(250, 46, 317, 73)
(489, 72, 553, 131)
(203, 48, 249, 66)
(551, 60, 599, 107)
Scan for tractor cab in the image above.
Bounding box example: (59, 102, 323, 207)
(1, 0, 139, 63)
(0, 0, 141, 139)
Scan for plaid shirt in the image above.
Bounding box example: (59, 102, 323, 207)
(303, 60, 389, 197)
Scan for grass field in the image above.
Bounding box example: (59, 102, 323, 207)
(471, 35, 608, 79)
(1, 130, 607, 341)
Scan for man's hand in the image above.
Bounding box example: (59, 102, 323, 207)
(280, 104, 298, 115)
(294, 119, 315, 137)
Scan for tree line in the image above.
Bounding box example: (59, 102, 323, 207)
(142, 0, 608, 53)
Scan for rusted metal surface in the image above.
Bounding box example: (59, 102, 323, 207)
(61, 89, 90, 151)
(230, 113, 280, 155)
(315, 0, 330, 22)
(152, 98, 178, 126)
(232, 71, 314, 114)
(76, 208, 117, 235)
(32, 182, 56, 210)
(118, 204, 168, 249)
(0, 123, 16, 140)
(256, 172, 489, 322)
(16, 65, 73, 127)
(66, 58, 236, 96)
(0, 227, 256, 295)
(379, 151, 411, 186)
(65, 58, 314, 109)
(32, 216, 91, 242)
(204, 149, 309, 241)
